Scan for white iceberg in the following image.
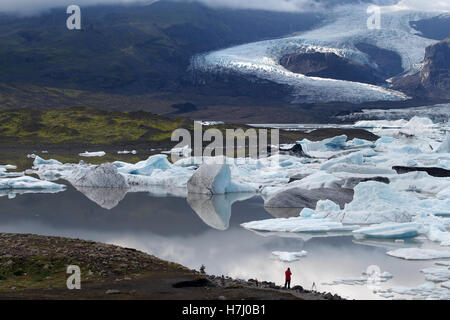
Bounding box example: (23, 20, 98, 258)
(241, 216, 357, 234)
(421, 268, 450, 283)
(33, 156, 62, 166)
(67, 163, 129, 188)
(0, 176, 66, 191)
(437, 132, 450, 154)
(272, 251, 308, 262)
(387, 248, 450, 260)
(79, 151, 106, 157)
(353, 223, 422, 239)
(187, 163, 257, 195)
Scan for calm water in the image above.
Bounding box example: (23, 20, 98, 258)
(0, 185, 440, 300)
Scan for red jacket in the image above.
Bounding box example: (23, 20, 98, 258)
(285, 270, 292, 280)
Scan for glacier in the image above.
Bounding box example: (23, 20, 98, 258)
(191, 3, 442, 103)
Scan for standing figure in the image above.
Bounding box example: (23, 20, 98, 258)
(285, 268, 292, 289)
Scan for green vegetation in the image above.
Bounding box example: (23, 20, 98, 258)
(0, 256, 96, 291)
(0, 107, 189, 145)
(0, 1, 320, 94)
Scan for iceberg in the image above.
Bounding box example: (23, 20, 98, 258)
(0, 176, 66, 191)
(187, 163, 256, 195)
(241, 216, 357, 233)
(79, 151, 106, 157)
(33, 156, 62, 166)
(353, 223, 422, 239)
(421, 268, 450, 283)
(324, 181, 416, 224)
(321, 152, 364, 171)
(272, 251, 308, 262)
(437, 132, 450, 154)
(387, 248, 450, 260)
(67, 163, 129, 188)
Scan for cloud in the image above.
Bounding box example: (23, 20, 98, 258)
(0, 0, 154, 16)
(0, 0, 448, 16)
(392, 0, 450, 12)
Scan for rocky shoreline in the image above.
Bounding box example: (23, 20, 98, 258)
(0, 233, 342, 300)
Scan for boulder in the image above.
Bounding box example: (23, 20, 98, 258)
(392, 166, 450, 178)
(265, 187, 354, 209)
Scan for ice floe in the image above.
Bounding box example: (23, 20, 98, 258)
(421, 268, 450, 283)
(353, 223, 422, 239)
(0, 176, 66, 192)
(241, 217, 357, 234)
(323, 269, 393, 286)
(272, 251, 308, 262)
(79, 151, 106, 157)
(387, 248, 450, 260)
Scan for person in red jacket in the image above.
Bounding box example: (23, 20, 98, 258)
(285, 268, 292, 289)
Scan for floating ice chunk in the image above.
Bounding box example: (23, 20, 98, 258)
(421, 268, 450, 282)
(67, 163, 129, 188)
(325, 182, 415, 224)
(299, 208, 316, 218)
(0, 164, 17, 170)
(442, 281, 450, 289)
(425, 225, 450, 246)
(117, 150, 137, 155)
(114, 155, 175, 175)
(79, 151, 106, 157)
(316, 199, 341, 213)
(272, 251, 308, 262)
(298, 135, 347, 156)
(324, 268, 392, 286)
(387, 248, 450, 260)
(353, 223, 422, 239)
(437, 132, 450, 154)
(187, 163, 256, 195)
(241, 217, 357, 233)
(0, 176, 66, 191)
(321, 152, 363, 171)
(33, 156, 62, 166)
(436, 261, 450, 267)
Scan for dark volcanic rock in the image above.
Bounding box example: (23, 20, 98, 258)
(280, 143, 307, 157)
(265, 187, 354, 209)
(392, 38, 450, 100)
(173, 278, 216, 288)
(288, 173, 311, 183)
(393, 166, 450, 178)
(280, 51, 384, 85)
(343, 176, 390, 189)
(355, 43, 403, 79)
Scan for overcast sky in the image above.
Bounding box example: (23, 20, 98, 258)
(0, 0, 448, 16)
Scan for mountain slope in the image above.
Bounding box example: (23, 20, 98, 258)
(0, 1, 321, 94)
(392, 38, 450, 100)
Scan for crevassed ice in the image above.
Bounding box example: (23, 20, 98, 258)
(192, 4, 441, 103)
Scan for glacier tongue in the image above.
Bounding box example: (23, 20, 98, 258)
(191, 4, 441, 103)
